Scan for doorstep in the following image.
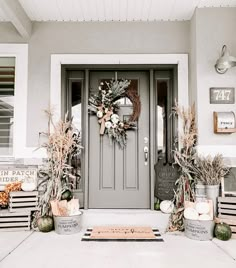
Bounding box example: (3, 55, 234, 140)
(80, 209, 170, 233)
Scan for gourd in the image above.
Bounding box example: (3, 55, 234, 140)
(37, 216, 54, 232)
(154, 199, 160, 210)
(195, 202, 210, 215)
(214, 222, 232, 241)
(160, 200, 174, 214)
(184, 207, 199, 220)
(61, 189, 73, 201)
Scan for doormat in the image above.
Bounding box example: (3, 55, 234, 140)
(81, 226, 164, 242)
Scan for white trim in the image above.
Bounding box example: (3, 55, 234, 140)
(0, 44, 28, 158)
(50, 53, 189, 125)
(197, 145, 236, 158)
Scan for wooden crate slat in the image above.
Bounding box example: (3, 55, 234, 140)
(218, 197, 236, 203)
(231, 226, 236, 232)
(10, 191, 38, 197)
(0, 222, 30, 227)
(232, 234, 236, 239)
(218, 204, 236, 209)
(9, 202, 38, 207)
(9, 207, 38, 212)
(216, 217, 236, 226)
(0, 226, 30, 232)
(10, 197, 38, 202)
(218, 214, 236, 220)
(0, 217, 30, 222)
(218, 209, 236, 215)
(0, 210, 30, 217)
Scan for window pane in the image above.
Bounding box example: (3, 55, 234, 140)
(0, 58, 15, 155)
(71, 81, 82, 190)
(157, 81, 167, 159)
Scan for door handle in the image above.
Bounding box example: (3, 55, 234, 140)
(144, 146, 149, 165)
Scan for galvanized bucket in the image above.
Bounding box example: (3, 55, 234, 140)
(53, 212, 83, 235)
(184, 219, 215, 241)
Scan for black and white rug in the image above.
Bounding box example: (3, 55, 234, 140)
(81, 226, 164, 242)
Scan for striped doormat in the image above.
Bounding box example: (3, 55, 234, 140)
(81, 226, 164, 242)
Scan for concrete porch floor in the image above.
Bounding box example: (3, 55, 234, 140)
(0, 229, 235, 268)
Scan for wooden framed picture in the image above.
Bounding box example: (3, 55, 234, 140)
(210, 87, 235, 104)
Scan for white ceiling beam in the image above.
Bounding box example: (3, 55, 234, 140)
(0, 0, 32, 38)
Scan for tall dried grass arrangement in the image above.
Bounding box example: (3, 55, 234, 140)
(35, 111, 81, 218)
(192, 154, 229, 185)
(168, 103, 198, 232)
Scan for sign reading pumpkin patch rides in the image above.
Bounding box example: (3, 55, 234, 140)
(0, 168, 37, 190)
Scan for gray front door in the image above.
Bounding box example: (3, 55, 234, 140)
(88, 71, 150, 208)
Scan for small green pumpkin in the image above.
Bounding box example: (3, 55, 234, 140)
(37, 216, 54, 233)
(214, 222, 232, 241)
(154, 199, 160, 210)
(61, 189, 73, 201)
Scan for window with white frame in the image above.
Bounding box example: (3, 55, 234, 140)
(0, 57, 15, 156)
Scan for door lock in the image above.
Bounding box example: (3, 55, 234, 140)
(144, 146, 149, 165)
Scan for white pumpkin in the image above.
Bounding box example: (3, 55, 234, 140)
(160, 200, 174, 214)
(198, 214, 211, 221)
(21, 182, 36, 192)
(195, 202, 210, 215)
(184, 207, 199, 220)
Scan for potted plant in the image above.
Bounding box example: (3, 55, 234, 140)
(33, 111, 82, 232)
(192, 154, 229, 215)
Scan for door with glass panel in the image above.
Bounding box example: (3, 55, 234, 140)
(88, 71, 150, 208)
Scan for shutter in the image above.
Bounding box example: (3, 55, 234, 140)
(0, 65, 15, 155)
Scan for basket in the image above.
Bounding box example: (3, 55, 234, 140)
(184, 219, 215, 241)
(53, 212, 83, 235)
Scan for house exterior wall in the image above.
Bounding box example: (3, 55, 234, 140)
(0, 21, 190, 148)
(192, 8, 236, 162)
(0, 7, 236, 163)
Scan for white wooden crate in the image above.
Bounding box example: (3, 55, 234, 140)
(9, 191, 39, 213)
(218, 197, 236, 239)
(0, 210, 31, 231)
(218, 197, 236, 220)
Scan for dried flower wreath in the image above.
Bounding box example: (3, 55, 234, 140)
(89, 79, 141, 148)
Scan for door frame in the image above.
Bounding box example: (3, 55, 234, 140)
(50, 54, 189, 209)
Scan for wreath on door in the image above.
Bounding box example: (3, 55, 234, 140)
(89, 79, 141, 148)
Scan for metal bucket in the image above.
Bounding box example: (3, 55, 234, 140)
(184, 219, 215, 241)
(53, 212, 83, 235)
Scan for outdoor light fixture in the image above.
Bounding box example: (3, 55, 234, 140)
(215, 45, 236, 74)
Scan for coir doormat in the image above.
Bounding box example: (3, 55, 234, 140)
(81, 226, 164, 242)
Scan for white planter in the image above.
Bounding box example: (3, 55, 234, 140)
(205, 184, 220, 216)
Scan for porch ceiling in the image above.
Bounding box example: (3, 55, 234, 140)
(0, 0, 236, 22)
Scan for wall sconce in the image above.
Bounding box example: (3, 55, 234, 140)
(215, 45, 236, 74)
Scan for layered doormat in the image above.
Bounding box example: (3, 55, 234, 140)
(81, 226, 164, 242)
